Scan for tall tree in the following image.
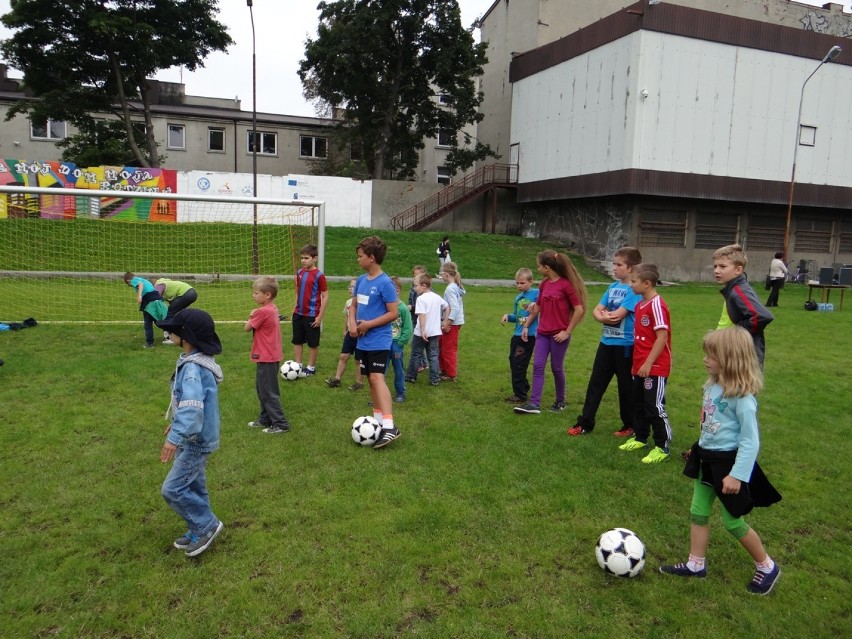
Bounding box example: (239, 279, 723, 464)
(0, 0, 232, 167)
(299, 0, 495, 180)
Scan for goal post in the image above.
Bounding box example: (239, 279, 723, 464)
(0, 185, 325, 324)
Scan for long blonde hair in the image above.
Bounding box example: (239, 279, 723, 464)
(702, 327, 763, 397)
(439, 261, 463, 289)
(537, 249, 588, 314)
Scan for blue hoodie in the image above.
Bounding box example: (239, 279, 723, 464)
(166, 351, 224, 454)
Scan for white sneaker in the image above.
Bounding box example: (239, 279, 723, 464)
(162, 338, 174, 345)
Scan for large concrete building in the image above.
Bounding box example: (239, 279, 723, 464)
(475, 0, 852, 279)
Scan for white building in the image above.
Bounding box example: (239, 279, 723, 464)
(477, 0, 852, 279)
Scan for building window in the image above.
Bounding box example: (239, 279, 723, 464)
(300, 136, 328, 159)
(438, 93, 451, 105)
(167, 124, 185, 150)
(437, 129, 455, 147)
(30, 118, 67, 140)
(798, 124, 816, 147)
(208, 128, 225, 152)
(839, 220, 852, 254)
(637, 210, 686, 247)
(248, 131, 277, 155)
(746, 216, 785, 252)
(437, 166, 452, 185)
(695, 213, 738, 249)
(794, 217, 832, 253)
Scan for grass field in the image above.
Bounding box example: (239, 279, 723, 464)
(1, 260, 850, 637)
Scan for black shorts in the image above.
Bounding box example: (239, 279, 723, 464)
(341, 332, 358, 355)
(292, 313, 321, 348)
(356, 349, 390, 375)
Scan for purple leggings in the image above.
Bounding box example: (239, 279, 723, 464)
(530, 334, 571, 406)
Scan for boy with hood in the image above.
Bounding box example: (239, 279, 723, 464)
(158, 308, 225, 558)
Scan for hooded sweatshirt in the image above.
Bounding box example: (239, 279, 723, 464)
(166, 351, 224, 453)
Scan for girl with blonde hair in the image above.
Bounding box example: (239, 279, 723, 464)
(438, 261, 466, 381)
(660, 327, 782, 595)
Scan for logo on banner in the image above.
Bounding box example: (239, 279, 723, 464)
(197, 177, 211, 191)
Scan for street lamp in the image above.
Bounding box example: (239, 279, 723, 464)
(783, 44, 841, 261)
(248, 0, 259, 275)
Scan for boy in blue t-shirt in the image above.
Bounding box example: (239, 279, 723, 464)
(568, 247, 642, 437)
(501, 267, 539, 404)
(349, 236, 401, 449)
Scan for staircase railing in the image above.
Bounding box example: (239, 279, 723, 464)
(390, 163, 518, 230)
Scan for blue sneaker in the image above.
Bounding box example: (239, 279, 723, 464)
(659, 562, 707, 578)
(747, 563, 780, 595)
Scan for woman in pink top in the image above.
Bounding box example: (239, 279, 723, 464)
(514, 250, 587, 415)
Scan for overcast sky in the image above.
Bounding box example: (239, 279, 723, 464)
(0, 0, 848, 118)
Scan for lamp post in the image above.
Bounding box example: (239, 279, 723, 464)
(248, 0, 259, 275)
(783, 44, 841, 261)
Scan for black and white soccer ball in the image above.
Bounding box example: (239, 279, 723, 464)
(280, 360, 302, 381)
(595, 528, 646, 578)
(351, 416, 381, 446)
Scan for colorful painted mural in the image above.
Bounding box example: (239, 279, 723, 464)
(0, 160, 177, 222)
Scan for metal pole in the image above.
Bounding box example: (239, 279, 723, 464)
(783, 45, 841, 261)
(248, 0, 259, 275)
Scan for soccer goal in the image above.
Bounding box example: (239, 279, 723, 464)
(0, 185, 325, 324)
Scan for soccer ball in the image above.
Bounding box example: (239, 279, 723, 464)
(351, 416, 381, 446)
(280, 360, 302, 381)
(595, 528, 646, 578)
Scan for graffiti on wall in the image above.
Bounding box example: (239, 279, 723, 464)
(799, 10, 852, 38)
(0, 160, 177, 221)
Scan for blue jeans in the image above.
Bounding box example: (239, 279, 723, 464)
(407, 335, 439, 384)
(162, 447, 219, 536)
(386, 342, 406, 396)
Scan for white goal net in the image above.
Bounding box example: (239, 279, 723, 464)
(0, 185, 324, 324)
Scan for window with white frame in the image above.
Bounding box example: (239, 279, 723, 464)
(437, 129, 455, 147)
(167, 124, 186, 150)
(30, 118, 67, 140)
(300, 135, 328, 159)
(438, 93, 451, 105)
(208, 127, 225, 152)
(437, 166, 452, 185)
(248, 131, 277, 155)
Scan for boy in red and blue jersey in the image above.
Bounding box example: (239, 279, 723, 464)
(292, 244, 328, 377)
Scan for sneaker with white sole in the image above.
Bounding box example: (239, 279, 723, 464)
(373, 427, 401, 449)
(184, 520, 224, 557)
(247, 421, 268, 428)
(173, 532, 193, 550)
(659, 562, 707, 578)
(263, 424, 291, 434)
(513, 403, 541, 414)
(298, 368, 316, 378)
(747, 563, 780, 595)
(618, 436, 648, 451)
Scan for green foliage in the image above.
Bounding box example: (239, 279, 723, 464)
(1, 281, 850, 637)
(56, 119, 159, 167)
(299, 0, 495, 180)
(0, 0, 233, 167)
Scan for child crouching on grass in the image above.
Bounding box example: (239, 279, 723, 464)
(158, 308, 225, 558)
(659, 327, 782, 595)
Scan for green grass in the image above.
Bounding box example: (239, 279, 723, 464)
(1, 277, 849, 638)
(0, 219, 598, 281)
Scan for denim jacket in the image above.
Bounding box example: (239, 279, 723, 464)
(166, 352, 224, 453)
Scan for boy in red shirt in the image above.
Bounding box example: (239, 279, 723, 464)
(245, 276, 291, 434)
(292, 244, 329, 377)
(619, 264, 672, 463)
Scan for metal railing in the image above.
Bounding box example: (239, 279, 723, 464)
(390, 163, 518, 230)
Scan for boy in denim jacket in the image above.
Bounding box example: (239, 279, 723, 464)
(158, 308, 225, 558)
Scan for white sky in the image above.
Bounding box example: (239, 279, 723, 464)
(0, 0, 848, 117)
